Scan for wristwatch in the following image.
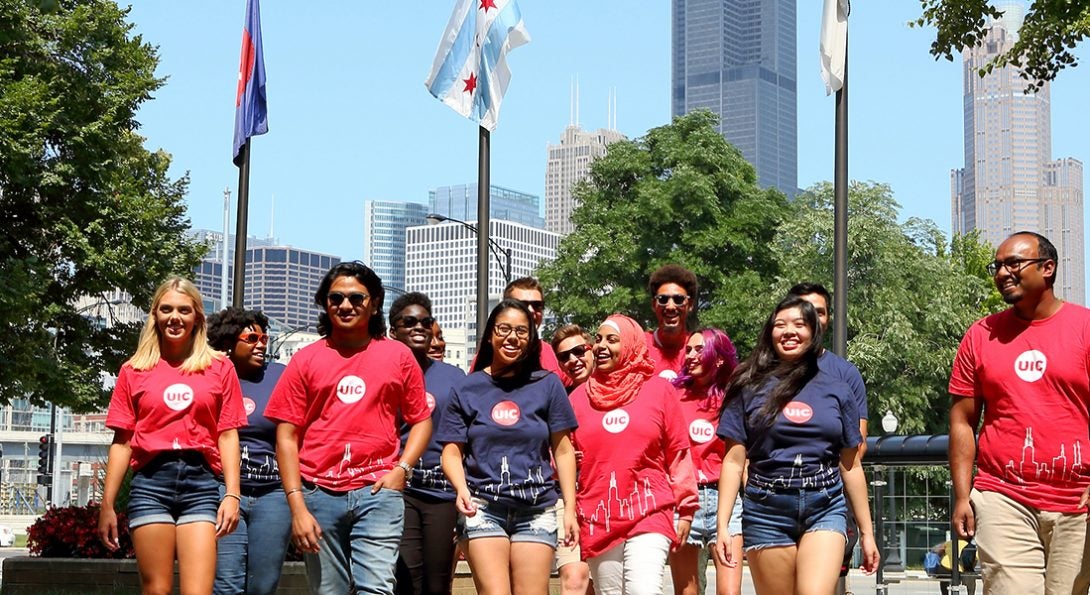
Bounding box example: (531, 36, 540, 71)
(396, 461, 414, 480)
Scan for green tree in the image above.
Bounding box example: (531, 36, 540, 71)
(1, 0, 205, 410)
(915, 0, 1090, 90)
(769, 181, 1001, 434)
(538, 111, 790, 354)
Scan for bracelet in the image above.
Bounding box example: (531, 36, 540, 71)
(285, 487, 304, 498)
(223, 493, 241, 502)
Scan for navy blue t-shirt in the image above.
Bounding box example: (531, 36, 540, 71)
(717, 371, 861, 489)
(241, 362, 286, 490)
(819, 350, 868, 420)
(401, 359, 466, 501)
(435, 370, 578, 508)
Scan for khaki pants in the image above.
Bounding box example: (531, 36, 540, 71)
(971, 488, 1090, 594)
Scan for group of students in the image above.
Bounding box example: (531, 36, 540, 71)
(95, 261, 878, 595)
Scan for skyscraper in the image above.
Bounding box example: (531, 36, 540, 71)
(951, 5, 1084, 304)
(671, 0, 797, 197)
(429, 184, 544, 229)
(545, 124, 626, 235)
(363, 200, 430, 293)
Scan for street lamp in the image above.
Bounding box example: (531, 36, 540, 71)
(425, 213, 513, 284)
(881, 410, 904, 572)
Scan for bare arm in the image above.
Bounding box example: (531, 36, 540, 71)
(713, 441, 745, 568)
(276, 422, 321, 553)
(97, 430, 133, 550)
(441, 442, 476, 515)
(372, 418, 432, 494)
(950, 395, 982, 538)
(841, 445, 879, 574)
(216, 429, 241, 537)
(551, 431, 579, 546)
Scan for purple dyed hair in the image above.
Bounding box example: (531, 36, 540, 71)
(672, 328, 739, 407)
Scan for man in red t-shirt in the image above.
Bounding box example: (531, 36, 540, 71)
(266, 262, 432, 595)
(950, 232, 1090, 593)
(504, 277, 566, 382)
(644, 265, 697, 380)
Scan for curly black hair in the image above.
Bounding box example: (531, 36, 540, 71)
(207, 307, 270, 352)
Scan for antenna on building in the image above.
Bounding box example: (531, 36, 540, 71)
(612, 86, 618, 130)
(221, 187, 231, 309)
(569, 76, 574, 127)
(269, 193, 276, 242)
(575, 75, 580, 128)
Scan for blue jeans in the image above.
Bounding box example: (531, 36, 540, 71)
(214, 484, 292, 595)
(303, 483, 405, 595)
(128, 452, 219, 528)
(742, 481, 846, 551)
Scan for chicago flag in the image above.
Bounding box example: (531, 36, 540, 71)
(425, 0, 530, 131)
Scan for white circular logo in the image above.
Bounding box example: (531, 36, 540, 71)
(783, 401, 814, 424)
(336, 375, 367, 404)
(425, 392, 437, 412)
(243, 397, 257, 416)
(659, 369, 678, 380)
(1014, 350, 1047, 382)
(689, 419, 715, 443)
(163, 383, 194, 411)
(491, 401, 521, 426)
(602, 408, 630, 434)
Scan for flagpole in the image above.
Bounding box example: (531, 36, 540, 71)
(476, 125, 491, 341)
(232, 138, 252, 308)
(832, 33, 848, 357)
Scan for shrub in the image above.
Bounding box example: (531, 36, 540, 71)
(27, 502, 134, 558)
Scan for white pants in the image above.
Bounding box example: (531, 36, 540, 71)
(588, 532, 671, 595)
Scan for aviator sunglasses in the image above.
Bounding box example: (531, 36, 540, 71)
(327, 292, 368, 307)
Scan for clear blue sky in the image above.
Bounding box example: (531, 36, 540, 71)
(126, 1, 1088, 265)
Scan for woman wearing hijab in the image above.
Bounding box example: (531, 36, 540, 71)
(569, 314, 698, 595)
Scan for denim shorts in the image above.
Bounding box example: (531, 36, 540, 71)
(128, 452, 220, 529)
(677, 485, 742, 546)
(458, 497, 557, 548)
(741, 481, 846, 551)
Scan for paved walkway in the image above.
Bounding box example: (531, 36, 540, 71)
(677, 567, 977, 595)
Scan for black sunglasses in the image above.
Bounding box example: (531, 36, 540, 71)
(557, 343, 591, 362)
(655, 294, 689, 306)
(327, 292, 368, 307)
(520, 300, 545, 312)
(397, 315, 436, 329)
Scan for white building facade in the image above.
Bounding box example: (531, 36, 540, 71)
(545, 125, 625, 236)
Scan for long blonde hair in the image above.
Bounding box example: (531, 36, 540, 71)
(127, 277, 220, 373)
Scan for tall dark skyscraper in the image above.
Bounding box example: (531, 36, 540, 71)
(672, 0, 798, 197)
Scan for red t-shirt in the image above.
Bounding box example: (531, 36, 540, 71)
(645, 330, 689, 382)
(106, 356, 247, 473)
(540, 340, 571, 387)
(949, 303, 1090, 513)
(570, 377, 690, 558)
(677, 389, 723, 485)
(264, 338, 430, 491)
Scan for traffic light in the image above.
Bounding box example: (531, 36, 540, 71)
(36, 434, 52, 486)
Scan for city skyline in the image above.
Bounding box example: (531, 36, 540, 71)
(125, 2, 1088, 275)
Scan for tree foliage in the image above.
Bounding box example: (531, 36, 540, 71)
(0, 0, 205, 410)
(538, 111, 790, 355)
(915, 0, 1090, 91)
(769, 182, 1001, 434)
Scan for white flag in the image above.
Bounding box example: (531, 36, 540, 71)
(820, 0, 848, 95)
(425, 0, 531, 131)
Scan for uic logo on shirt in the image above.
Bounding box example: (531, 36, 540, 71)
(491, 400, 520, 426)
(782, 401, 813, 424)
(337, 375, 367, 404)
(602, 409, 630, 434)
(163, 383, 194, 411)
(689, 419, 715, 443)
(659, 369, 678, 380)
(425, 392, 437, 412)
(1014, 350, 1047, 382)
(243, 397, 257, 416)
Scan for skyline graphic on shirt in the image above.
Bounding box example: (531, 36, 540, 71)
(240, 445, 279, 481)
(416, 464, 453, 492)
(752, 454, 839, 489)
(322, 442, 382, 480)
(1004, 427, 1085, 484)
(479, 456, 547, 503)
(580, 470, 657, 536)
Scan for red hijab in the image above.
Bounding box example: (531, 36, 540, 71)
(586, 314, 656, 410)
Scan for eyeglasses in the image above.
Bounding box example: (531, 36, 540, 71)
(520, 300, 545, 312)
(985, 258, 1050, 276)
(238, 333, 269, 345)
(655, 294, 689, 306)
(494, 323, 531, 339)
(557, 343, 591, 362)
(327, 292, 368, 307)
(397, 315, 436, 329)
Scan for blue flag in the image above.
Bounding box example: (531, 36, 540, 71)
(425, 0, 530, 131)
(232, 0, 268, 166)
